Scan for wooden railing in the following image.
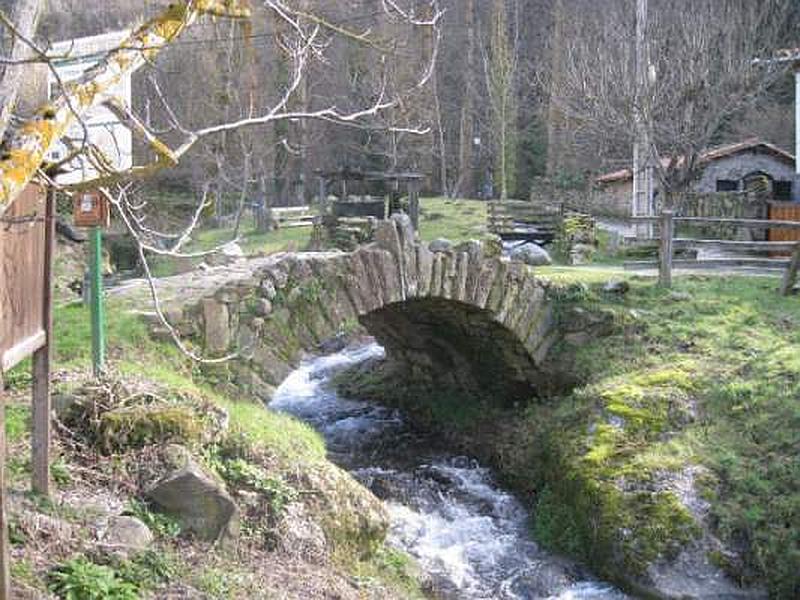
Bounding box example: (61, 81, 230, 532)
(487, 200, 565, 243)
(627, 211, 800, 295)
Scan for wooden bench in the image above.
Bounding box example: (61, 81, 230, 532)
(272, 205, 316, 228)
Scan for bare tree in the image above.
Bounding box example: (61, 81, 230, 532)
(0, 0, 442, 360)
(483, 0, 520, 200)
(550, 0, 794, 206)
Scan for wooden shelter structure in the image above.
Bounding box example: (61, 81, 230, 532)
(0, 183, 55, 597)
(315, 167, 425, 229)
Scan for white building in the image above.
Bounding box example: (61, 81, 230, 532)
(47, 30, 133, 185)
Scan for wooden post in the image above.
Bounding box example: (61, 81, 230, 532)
(31, 188, 54, 497)
(89, 226, 106, 377)
(659, 209, 674, 287)
(0, 373, 9, 600)
(780, 242, 800, 296)
(408, 179, 420, 230)
(317, 177, 327, 215)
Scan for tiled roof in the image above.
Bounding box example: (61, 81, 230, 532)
(596, 139, 796, 184)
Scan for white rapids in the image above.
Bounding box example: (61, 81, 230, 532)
(270, 343, 628, 600)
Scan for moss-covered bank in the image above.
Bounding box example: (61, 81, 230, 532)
(335, 274, 800, 598)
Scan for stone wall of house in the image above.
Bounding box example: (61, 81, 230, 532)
(694, 153, 795, 194)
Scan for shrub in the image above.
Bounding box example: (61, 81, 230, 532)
(205, 446, 296, 516)
(48, 557, 139, 600)
(124, 499, 181, 539)
(115, 550, 178, 589)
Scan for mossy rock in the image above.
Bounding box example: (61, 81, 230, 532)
(293, 462, 388, 563)
(98, 405, 203, 454)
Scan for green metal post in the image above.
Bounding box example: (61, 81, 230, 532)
(90, 226, 106, 376)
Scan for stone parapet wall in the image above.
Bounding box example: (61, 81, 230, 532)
(674, 191, 766, 219)
(530, 178, 632, 219)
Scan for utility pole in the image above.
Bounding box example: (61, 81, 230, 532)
(633, 0, 655, 237)
(546, 0, 568, 178)
(795, 63, 799, 201)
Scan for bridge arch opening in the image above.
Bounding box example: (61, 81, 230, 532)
(357, 297, 543, 403)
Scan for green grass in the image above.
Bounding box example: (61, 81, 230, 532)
(417, 197, 488, 243)
(5, 405, 31, 443)
(114, 359, 325, 466)
(48, 556, 138, 599)
(183, 197, 486, 258)
(348, 546, 428, 599)
(191, 219, 312, 255)
(53, 303, 172, 367)
(142, 221, 312, 278)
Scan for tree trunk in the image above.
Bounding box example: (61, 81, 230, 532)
(232, 153, 251, 239)
(0, 0, 42, 144)
(431, 63, 448, 196)
(456, 0, 477, 198)
(500, 107, 507, 200)
(545, 0, 567, 177)
(254, 176, 272, 233)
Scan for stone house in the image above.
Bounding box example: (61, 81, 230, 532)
(593, 139, 797, 218)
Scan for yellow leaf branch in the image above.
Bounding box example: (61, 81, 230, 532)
(0, 0, 250, 216)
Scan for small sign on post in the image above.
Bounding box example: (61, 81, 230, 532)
(72, 190, 108, 377)
(73, 190, 110, 228)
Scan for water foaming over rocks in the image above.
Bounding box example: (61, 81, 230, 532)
(270, 344, 628, 600)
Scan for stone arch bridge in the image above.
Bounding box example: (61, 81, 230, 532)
(147, 215, 610, 402)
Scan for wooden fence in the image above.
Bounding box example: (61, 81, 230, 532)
(0, 183, 55, 597)
(768, 202, 800, 245)
(627, 211, 800, 295)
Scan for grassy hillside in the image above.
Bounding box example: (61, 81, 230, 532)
(4, 303, 426, 599)
(417, 197, 488, 242)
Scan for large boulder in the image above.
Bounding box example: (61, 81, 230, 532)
(206, 241, 245, 267)
(294, 462, 389, 559)
(569, 243, 595, 265)
(428, 238, 453, 253)
(146, 455, 239, 543)
(602, 279, 630, 295)
(276, 502, 327, 564)
(510, 242, 552, 266)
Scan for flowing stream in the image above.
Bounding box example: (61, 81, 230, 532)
(270, 343, 628, 600)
